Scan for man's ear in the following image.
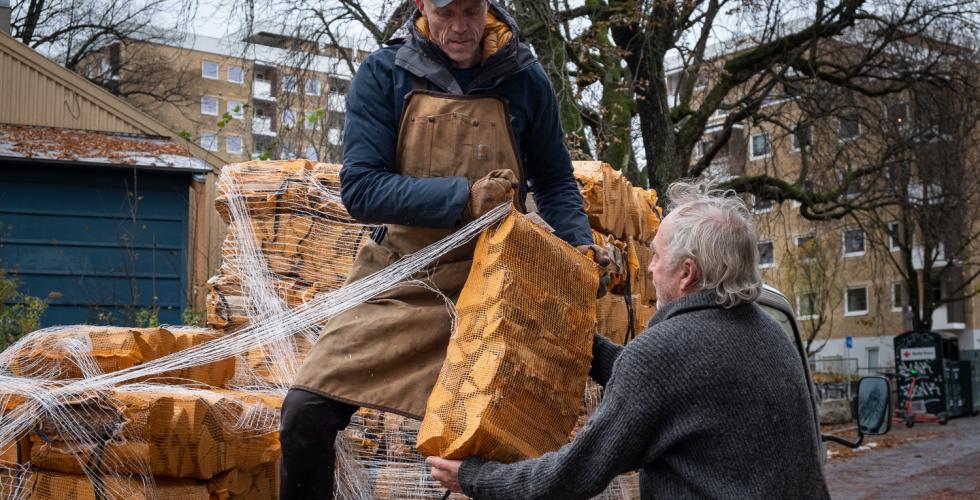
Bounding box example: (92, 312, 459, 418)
(680, 258, 699, 291)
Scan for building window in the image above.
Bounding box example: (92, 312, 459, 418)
(281, 109, 297, 128)
(201, 60, 219, 80)
(837, 112, 860, 141)
(887, 102, 909, 128)
(305, 79, 321, 96)
(200, 132, 218, 152)
(797, 291, 819, 320)
(226, 135, 243, 154)
(227, 65, 244, 84)
(328, 128, 341, 146)
(227, 100, 245, 120)
(796, 234, 816, 260)
(758, 240, 774, 268)
(790, 125, 812, 152)
(201, 96, 218, 116)
(842, 174, 862, 200)
(281, 75, 298, 93)
(845, 286, 869, 316)
(891, 282, 906, 312)
(867, 347, 880, 370)
(752, 195, 774, 213)
(843, 228, 866, 257)
(328, 91, 345, 112)
(888, 221, 903, 251)
(749, 132, 771, 159)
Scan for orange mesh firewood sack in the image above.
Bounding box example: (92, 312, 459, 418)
(416, 210, 599, 462)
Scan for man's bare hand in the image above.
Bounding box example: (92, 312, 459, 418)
(426, 456, 464, 493)
(465, 169, 518, 221)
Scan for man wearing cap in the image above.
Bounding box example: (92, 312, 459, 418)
(279, 0, 605, 497)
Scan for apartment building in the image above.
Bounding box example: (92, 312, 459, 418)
(80, 29, 361, 165)
(667, 49, 979, 373)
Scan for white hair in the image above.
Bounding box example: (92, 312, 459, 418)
(663, 181, 763, 307)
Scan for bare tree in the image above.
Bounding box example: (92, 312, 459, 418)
(848, 79, 980, 332)
(776, 230, 846, 355)
(11, 0, 201, 106)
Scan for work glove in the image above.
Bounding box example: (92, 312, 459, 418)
(463, 169, 519, 221)
(576, 244, 614, 298)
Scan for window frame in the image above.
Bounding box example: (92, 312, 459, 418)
(844, 285, 870, 317)
(797, 291, 820, 321)
(749, 131, 771, 160)
(757, 240, 775, 269)
(752, 195, 774, 214)
(201, 60, 219, 80)
(891, 281, 906, 313)
(281, 75, 298, 94)
(226, 65, 244, 84)
(227, 100, 245, 120)
(200, 95, 219, 116)
(225, 135, 243, 155)
(281, 109, 297, 129)
(789, 125, 812, 153)
(888, 221, 902, 252)
(842, 227, 866, 258)
(886, 101, 910, 129)
(837, 112, 861, 141)
(199, 131, 219, 152)
(305, 79, 321, 96)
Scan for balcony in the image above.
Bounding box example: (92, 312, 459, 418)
(252, 116, 275, 136)
(253, 79, 275, 101)
(931, 304, 965, 331)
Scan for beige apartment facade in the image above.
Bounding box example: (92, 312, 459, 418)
(669, 61, 979, 373)
(81, 31, 358, 166)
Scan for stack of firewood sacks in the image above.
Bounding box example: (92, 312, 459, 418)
(0, 326, 281, 499)
(573, 161, 660, 345)
(1, 159, 658, 499)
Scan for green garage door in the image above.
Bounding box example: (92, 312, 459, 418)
(0, 163, 190, 326)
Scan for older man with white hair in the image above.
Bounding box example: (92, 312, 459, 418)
(428, 181, 831, 499)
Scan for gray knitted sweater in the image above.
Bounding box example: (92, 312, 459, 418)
(458, 290, 829, 499)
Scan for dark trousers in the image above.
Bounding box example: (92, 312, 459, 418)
(279, 388, 358, 499)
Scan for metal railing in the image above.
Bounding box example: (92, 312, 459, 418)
(253, 79, 274, 101)
(809, 357, 859, 401)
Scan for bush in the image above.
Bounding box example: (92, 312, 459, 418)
(0, 269, 47, 350)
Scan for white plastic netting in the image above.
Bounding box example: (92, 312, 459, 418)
(0, 159, 647, 499)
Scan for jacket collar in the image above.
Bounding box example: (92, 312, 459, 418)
(393, 1, 536, 94)
(648, 289, 734, 328)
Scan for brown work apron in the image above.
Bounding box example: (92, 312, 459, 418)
(293, 90, 524, 419)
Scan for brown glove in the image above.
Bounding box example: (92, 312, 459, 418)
(463, 169, 519, 221)
(576, 244, 614, 298)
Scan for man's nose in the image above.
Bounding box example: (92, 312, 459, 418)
(450, 17, 468, 32)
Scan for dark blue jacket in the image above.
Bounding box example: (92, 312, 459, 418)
(339, 4, 592, 246)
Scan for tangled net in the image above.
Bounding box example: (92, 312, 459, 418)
(1, 159, 654, 499)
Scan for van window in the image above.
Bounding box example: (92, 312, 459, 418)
(759, 303, 795, 342)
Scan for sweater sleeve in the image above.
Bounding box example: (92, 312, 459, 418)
(457, 337, 666, 500)
(521, 64, 592, 246)
(339, 53, 470, 227)
(589, 333, 622, 387)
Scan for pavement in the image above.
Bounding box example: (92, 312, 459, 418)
(824, 413, 980, 499)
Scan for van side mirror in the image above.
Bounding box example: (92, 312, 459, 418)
(857, 376, 891, 435)
(821, 376, 891, 448)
